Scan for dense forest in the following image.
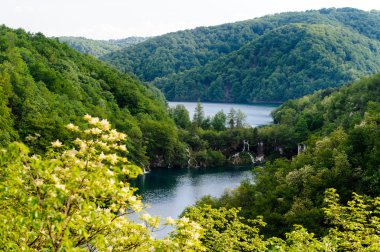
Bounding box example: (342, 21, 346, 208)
(188, 72, 380, 242)
(100, 8, 380, 102)
(0, 25, 181, 169)
(58, 36, 147, 57)
(1, 13, 380, 249)
(0, 25, 268, 171)
(157, 23, 380, 102)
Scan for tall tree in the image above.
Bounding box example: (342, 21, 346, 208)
(169, 104, 191, 129)
(211, 110, 227, 131)
(193, 101, 205, 127)
(227, 108, 236, 128)
(236, 109, 247, 128)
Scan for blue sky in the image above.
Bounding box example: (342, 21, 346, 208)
(2, 0, 380, 39)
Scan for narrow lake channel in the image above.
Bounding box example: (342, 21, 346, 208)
(131, 102, 279, 237)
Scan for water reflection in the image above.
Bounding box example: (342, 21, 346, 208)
(131, 166, 252, 217)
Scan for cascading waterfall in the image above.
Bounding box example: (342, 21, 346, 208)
(231, 140, 256, 165)
(256, 141, 265, 162)
(297, 144, 307, 155)
(242, 140, 250, 152)
(140, 162, 151, 173)
(186, 148, 199, 168)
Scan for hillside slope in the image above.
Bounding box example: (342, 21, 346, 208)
(197, 71, 380, 237)
(58, 36, 147, 57)
(101, 8, 380, 102)
(0, 26, 180, 167)
(156, 23, 380, 102)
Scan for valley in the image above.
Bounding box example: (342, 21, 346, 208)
(0, 5, 380, 250)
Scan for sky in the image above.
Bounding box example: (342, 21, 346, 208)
(1, 0, 380, 40)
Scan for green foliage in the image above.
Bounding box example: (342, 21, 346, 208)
(156, 23, 380, 102)
(1, 121, 379, 250)
(185, 189, 380, 251)
(58, 36, 147, 57)
(211, 110, 227, 131)
(168, 104, 191, 129)
(323, 188, 380, 250)
(0, 116, 205, 251)
(183, 205, 267, 251)
(0, 25, 179, 168)
(226, 108, 247, 128)
(102, 8, 380, 102)
(192, 101, 205, 127)
(198, 73, 380, 238)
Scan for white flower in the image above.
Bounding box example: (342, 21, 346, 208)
(165, 216, 176, 225)
(34, 179, 43, 187)
(107, 169, 114, 176)
(66, 123, 79, 131)
(65, 149, 78, 158)
(119, 145, 127, 151)
(51, 140, 63, 148)
(106, 154, 118, 164)
(118, 132, 126, 140)
(140, 213, 151, 222)
(99, 119, 110, 131)
(99, 152, 106, 160)
(89, 117, 99, 125)
(51, 175, 60, 183)
(90, 128, 102, 135)
(83, 114, 92, 121)
(180, 217, 189, 223)
(129, 196, 137, 202)
(55, 184, 66, 191)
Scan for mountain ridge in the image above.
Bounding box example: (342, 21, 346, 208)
(98, 8, 380, 102)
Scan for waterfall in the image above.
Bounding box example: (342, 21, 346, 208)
(243, 140, 250, 152)
(297, 144, 307, 155)
(231, 152, 240, 165)
(246, 152, 255, 164)
(140, 162, 151, 174)
(257, 142, 264, 156)
(255, 141, 264, 162)
(186, 147, 199, 168)
(275, 146, 284, 155)
(231, 140, 256, 165)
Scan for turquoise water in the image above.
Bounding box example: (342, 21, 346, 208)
(130, 102, 279, 237)
(131, 166, 253, 237)
(168, 101, 280, 127)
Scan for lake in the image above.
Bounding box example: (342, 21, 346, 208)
(130, 102, 279, 237)
(168, 101, 280, 127)
(131, 166, 253, 237)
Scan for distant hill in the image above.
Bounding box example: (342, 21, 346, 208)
(58, 36, 147, 57)
(0, 25, 179, 167)
(100, 8, 380, 102)
(155, 23, 380, 102)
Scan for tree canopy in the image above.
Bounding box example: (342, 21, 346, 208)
(100, 8, 380, 102)
(0, 25, 179, 168)
(58, 36, 147, 58)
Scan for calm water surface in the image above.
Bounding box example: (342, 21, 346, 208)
(168, 101, 280, 127)
(131, 102, 279, 237)
(131, 166, 253, 237)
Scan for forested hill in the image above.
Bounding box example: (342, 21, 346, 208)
(101, 8, 380, 102)
(192, 71, 380, 239)
(0, 25, 181, 167)
(156, 23, 380, 102)
(58, 36, 147, 57)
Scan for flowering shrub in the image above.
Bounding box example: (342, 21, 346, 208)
(1, 114, 379, 251)
(0, 115, 204, 251)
